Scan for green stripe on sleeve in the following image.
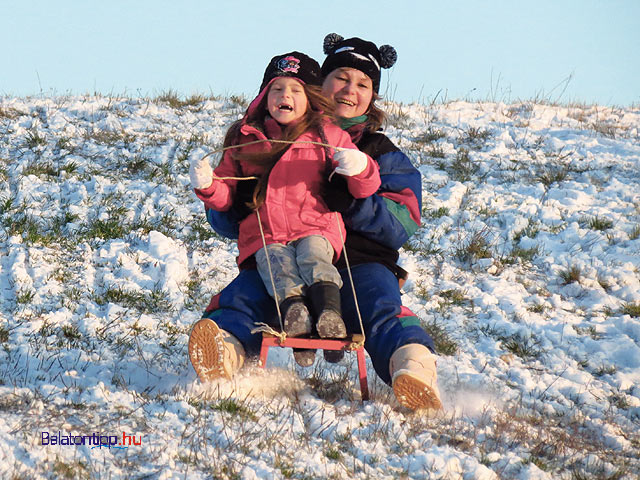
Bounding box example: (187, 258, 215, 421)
(399, 315, 422, 328)
(382, 197, 419, 237)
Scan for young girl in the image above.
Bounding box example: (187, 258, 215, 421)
(189, 52, 380, 364)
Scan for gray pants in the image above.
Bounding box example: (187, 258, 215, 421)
(255, 235, 343, 304)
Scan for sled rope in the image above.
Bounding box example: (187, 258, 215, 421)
(203, 138, 343, 181)
(334, 212, 366, 350)
(252, 208, 287, 342)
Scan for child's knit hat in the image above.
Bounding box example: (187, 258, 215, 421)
(320, 33, 397, 93)
(259, 51, 322, 92)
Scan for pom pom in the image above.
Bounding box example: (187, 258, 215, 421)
(379, 45, 397, 69)
(323, 33, 344, 54)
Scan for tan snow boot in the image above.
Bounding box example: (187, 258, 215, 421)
(390, 344, 442, 411)
(189, 318, 245, 382)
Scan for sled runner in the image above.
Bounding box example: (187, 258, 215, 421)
(259, 333, 369, 401)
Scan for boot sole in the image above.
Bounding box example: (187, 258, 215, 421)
(188, 318, 230, 382)
(316, 311, 347, 339)
(293, 349, 316, 367)
(284, 303, 313, 338)
(393, 372, 443, 411)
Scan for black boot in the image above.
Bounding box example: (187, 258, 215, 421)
(280, 296, 312, 338)
(307, 281, 347, 339)
(323, 349, 345, 363)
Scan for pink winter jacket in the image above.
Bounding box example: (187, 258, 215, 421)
(194, 119, 381, 265)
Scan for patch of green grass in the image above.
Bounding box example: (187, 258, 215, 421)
(228, 94, 249, 108)
(513, 219, 540, 242)
(416, 127, 447, 144)
(573, 325, 601, 340)
(438, 289, 469, 307)
(581, 215, 614, 231)
(212, 398, 257, 421)
(185, 219, 224, 243)
(275, 458, 295, 478)
(127, 155, 150, 173)
(558, 265, 582, 285)
(427, 144, 446, 159)
(455, 229, 493, 263)
(427, 206, 449, 219)
(461, 126, 492, 149)
(96, 286, 173, 314)
(52, 459, 85, 479)
(0, 325, 9, 343)
(527, 303, 545, 314)
(620, 302, 640, 318)
(0, 106, 24, 119)
(324, 448, 342, 461)
(534, 163, 569, 187)
(593, 364, 617, 377)
(55, 136, 75, 152)
(0, 196, 13, 215)
(449, 148, 479, 182)
(4, 210, 66, 245)
(25, 129, 47, 149)
(85, 129, 136, 147)
(423, 319, 458, 356)
(82, 217, 128, 241)
(504, 245, 540, 265)
(22, 161, 58, 177)
(155, 89, 206, 108)
(61, 325, 82, 342)
(500, 332, 542, 359)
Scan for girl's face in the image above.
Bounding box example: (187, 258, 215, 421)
(267, 77, 308, 125)
(321, 67, 374, 119)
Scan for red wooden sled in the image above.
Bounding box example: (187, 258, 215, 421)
(259, 333, 369, 401)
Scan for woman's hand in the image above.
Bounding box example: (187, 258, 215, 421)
(334, 148, 367, 176)
(190, 156, 214, 190)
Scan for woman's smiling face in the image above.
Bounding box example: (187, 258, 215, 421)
(322, 67, 374, 119)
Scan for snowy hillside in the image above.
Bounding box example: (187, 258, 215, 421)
(1, 93, 639, 479)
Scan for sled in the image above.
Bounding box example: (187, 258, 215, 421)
(259, 333, 369, 401)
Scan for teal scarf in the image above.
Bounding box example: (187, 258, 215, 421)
(339, 115, 368, 130)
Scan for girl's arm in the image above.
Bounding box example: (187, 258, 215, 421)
(193, 151, 239, 211)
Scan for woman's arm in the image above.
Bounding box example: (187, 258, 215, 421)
(329, 133, 422, 251)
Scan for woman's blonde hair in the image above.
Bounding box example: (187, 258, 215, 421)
(364, 92, 386, 132)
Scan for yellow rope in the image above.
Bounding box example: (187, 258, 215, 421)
(203, 138, 342, 181)
(334, 212, 366, 350)
(254, 208, 286, 337)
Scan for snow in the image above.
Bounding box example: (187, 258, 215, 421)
(1, 95, 639, 478)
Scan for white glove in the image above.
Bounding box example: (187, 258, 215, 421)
(333, 148, 368, 177)
(189, 156, 214, 189)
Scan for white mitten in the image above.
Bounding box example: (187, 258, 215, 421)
(333, 149, 368, 177)
(189, 156, 214, 189)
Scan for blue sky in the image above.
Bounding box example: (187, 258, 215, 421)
(3, 0, 638, 106)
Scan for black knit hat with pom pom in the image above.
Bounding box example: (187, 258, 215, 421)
(321, 33, 397, 92)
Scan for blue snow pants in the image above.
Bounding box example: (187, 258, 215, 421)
(201, 262, 436, 385)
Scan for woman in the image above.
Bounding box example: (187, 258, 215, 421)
(188, 34, 442, 411)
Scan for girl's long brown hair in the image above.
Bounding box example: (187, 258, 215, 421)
(223, 83, 334, 210)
